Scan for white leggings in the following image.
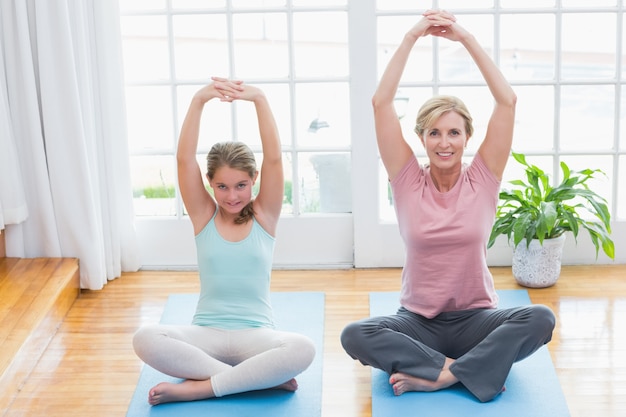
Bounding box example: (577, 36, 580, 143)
(133, 324, 316, 397)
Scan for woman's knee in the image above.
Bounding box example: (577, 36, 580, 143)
(340, 321, 367, 356)
(528, 304, 556, 340)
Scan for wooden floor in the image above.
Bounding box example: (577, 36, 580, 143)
(2, 265, 625, 417)
(0, 257, 79, 415)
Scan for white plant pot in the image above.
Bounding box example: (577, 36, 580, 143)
(511, 234, 566, 288)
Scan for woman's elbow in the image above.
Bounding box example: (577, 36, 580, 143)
(371, 93, 390, 114)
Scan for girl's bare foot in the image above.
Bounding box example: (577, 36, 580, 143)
(148, 379, 215, 405)
(273, 378, 298, 392)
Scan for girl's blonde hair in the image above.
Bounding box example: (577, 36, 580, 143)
(414, 95, 474, 139)
(207, 141, 257, 224)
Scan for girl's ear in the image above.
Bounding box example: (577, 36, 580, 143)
(252, 170, 259, 184)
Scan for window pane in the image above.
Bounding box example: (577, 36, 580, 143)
(299, 152, 351, 213)
(279, 152, 294, 215)
(502, 155, 554, 192)
(439, 0, 494, 8)
(252, 152, 295, 215)
(120, 16, 170, 82)
(293, 12, 348, 78)
(376, 0, 422, 10)
(622, 14, 626, 80)
(562, 0, 616, 6)
(378, 16, 434, 83)
(131, 155, 177, 216)
(126, 86, 174, 152)
(440, 15, 493, 83)
(501, 14, 555, 81)
(176, 85, 233, 154)
(512, 86, 555, 153)
(233, 13, 289, 79)
(295, 83, 350, 148)
(232, 0, 286, 7)
(621, 91, 626, 151)
(172, 0, 226, 9)
(560, 85, 614, 152)
(501, 0, 555, 7)
(293, 0, 346, 6)
(394, 87, 434, 153)
(561, 13, 616, 80)
(120, 0, 166, 12)
(173, 15, 230, 80)
(235, 83, 292, 149)
(619, 156, 626, 220)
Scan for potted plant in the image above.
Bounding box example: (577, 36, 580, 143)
(488, 151, 614, 288)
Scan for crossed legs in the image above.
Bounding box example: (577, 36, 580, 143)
(133, 325, 315, 404)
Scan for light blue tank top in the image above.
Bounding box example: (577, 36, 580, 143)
(192, 212, 275, 329)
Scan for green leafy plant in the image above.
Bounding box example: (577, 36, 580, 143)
(488, 151, 614, 259)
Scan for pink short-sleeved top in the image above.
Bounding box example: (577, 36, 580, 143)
(390, 153, 500, 319)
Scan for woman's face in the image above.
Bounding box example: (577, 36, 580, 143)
(420, 110, 468, 170)
(209, 165, 256, 215)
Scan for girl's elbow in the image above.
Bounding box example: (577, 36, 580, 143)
(506, 91, 518, 110)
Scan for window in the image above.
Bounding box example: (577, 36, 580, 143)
(120, 0, 351, 218)
(120, 0, 625, 267)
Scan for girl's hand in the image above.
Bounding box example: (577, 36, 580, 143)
(211, 76, 264, 103)
(192, 77, 245, 103)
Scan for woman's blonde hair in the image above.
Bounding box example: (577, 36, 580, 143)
(207, 141, 257, 224)
(414, 95, 474, 139)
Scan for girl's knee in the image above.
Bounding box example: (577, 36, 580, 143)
(299, 336, 316, 366)
(285, 334, 316, 373)
(132, 325, 161, 358)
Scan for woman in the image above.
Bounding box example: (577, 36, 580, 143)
(133, 77, 315, 405)
(340, 10, 555, 402)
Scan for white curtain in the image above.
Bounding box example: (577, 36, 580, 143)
(0, 0, 140, 289)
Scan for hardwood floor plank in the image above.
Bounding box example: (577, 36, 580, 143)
(2, 265, 625, 417)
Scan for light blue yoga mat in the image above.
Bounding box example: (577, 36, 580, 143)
(126, 292, 324, 417)
(370, 290, 570, 417)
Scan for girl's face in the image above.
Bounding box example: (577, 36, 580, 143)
(209, 165, 257, 215)
(420, 110, 468, 170)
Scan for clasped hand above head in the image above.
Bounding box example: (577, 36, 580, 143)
(411, 9, 470, 43)
(192, 76, 265, 105)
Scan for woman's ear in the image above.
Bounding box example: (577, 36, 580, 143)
(253, 170, 259, 184)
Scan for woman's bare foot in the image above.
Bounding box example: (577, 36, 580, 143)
(148, 379, 215, 405)
(272, 378, 298, 392)
(389, 358, 458, 396)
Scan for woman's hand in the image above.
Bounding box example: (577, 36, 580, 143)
(407, 9, 457, 40)
(422, 10, 470, 43)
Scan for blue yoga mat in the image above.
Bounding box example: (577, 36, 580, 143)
(370, 290, 570, 417)
(127, 292, 324, 417)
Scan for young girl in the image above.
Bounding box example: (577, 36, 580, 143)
(133, 77, 315, 405)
